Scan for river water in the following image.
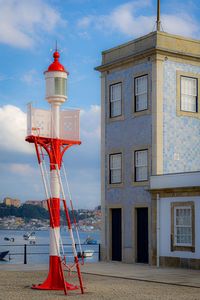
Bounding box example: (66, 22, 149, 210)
(0, 229, 100, 265)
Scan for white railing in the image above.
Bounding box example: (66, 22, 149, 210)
(60, 109, 80, 141)
(27, 103, 80, 141)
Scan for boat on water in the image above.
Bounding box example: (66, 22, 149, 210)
(29, 240, 36, 244)
(77, 250, 94, 258)
(83, 250, 94, 258)
(84, 237, 97, 245)
(79, 225, 95, 231)
(4, 237, 15, 242)
(23, 232, 36, 241)
(0, 250, 9, 260)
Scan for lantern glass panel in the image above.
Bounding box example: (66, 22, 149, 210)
(55, 77, 66, 95)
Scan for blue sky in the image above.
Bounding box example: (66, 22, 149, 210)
(0, 0, 200, 209)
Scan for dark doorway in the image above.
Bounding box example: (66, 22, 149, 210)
(111, 208, 122, 261)
(136, 207, 149, 263)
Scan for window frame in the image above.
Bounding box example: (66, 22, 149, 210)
(176, 71, 200, 119)
(109, 153, 122, 185)
(174, 206, 192, 247)
(171, 201, 195, 252)
(180, 75, 198, 113)
(134, 74, 148, 113)
(109, 82, 122, 118)
(134, 149, 148, 183)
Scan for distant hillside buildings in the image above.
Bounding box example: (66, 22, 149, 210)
(3, 197, 21, 207)
(25, 200, 48, 210)
(3, 197, 48, 210)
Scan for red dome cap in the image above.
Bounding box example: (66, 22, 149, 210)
(46, 51, 68, 73)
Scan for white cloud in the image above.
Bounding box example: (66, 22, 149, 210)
(77, 1, 153, 37)
(77, 0, 199, 39)
(8, 163, 37, 176)
(0, 162, 42, 201)
(77, 16, 92, 29)
(162, 14, 199, 38)
(99, 0, 154, 37)
(81, 105, 100, 140)
(21, 69, 40, 85)
(0, 105, 33, 154)
(0, 0, 66, 48)
(78, 31, 91, 40)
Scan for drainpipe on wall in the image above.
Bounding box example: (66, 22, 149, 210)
(156, 193, 160, 268)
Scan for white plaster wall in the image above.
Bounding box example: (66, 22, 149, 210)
(160, 196, 200, 258)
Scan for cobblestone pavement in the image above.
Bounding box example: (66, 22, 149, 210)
(0, 270, 200, 300)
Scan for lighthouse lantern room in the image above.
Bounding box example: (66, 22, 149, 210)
(45, 51, 68, 104)
(27, 51, 79, 141)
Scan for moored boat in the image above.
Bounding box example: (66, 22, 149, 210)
(77, 250, 94, 258)
(4, 237, 14, 242)
(23, 232, 36, 241)
(0, 250, 9, 260)
(84, 237, 97, 245)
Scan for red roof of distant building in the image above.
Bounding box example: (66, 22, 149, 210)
(46, 51, 68, 73)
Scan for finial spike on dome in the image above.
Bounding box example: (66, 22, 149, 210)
(45, 42, 68, 74)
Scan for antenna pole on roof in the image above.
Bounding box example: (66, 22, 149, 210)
(156, 0, 161, 31)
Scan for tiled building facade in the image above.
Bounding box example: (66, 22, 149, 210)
(96, 31, 200, 268)
(163, 60, 200, 173)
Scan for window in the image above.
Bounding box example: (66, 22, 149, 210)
(134, 150, 148, 182)
(174, 207, 192, 246)
(171, 202, 195, 252)
(177, 71, 200, 118)
(55, 77, 66, 95)
(134, 75, 148, 112)
(109, 153, 122, 184)
(180, 76, 197, 112)
(110, 83, 122, 118)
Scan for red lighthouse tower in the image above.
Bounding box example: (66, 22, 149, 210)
(26, 50, 84, 295)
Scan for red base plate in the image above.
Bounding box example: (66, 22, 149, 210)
(32, 281, 78, 291)
(31, 255, 79, 291)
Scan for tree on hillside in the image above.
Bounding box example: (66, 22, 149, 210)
(0, 203, 49, 221)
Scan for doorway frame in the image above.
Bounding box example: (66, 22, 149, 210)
(107, 204, 124, 261)
(132, 204, 151, 264)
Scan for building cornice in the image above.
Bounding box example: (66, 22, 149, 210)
(95, 48, 200, 72)
(149, 186, 200, 194)
(95, 31, 200, 72)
